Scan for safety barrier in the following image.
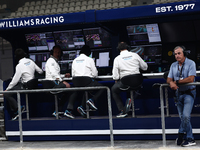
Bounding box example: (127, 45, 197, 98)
(0, 86, 114, 147)
(2, 82, 199, 147)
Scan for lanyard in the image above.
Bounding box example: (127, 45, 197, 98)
(178, 63, 184, 79)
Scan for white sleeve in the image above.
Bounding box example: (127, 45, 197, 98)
(112, 58, 120, 80)
(72, 60, 75, 77)
(136, 54, 148, 71)
(6, 65, 22, 90)
(34, 61, 43, 74)
(90, 59, 98, 77)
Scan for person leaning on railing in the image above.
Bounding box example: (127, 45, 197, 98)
(167, 46, 196, 147)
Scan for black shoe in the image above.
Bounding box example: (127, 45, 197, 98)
(176, 133, 184, 146)
(181, 138, 196, 147)
(12, 106, 25, 121)
(125, 98, 132, 113)
(116, 111, 128, 118)
(77, 106, 87, 118)
(86, 99, 97, 111)
(64, 110, 74, 119)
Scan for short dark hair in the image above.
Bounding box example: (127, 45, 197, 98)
(79, 45, 91, 56)
(50, 45, 62, 56)
(15, 48, 26, 60)
(117, 42, 129, 51)
(53, 45, 61, 51)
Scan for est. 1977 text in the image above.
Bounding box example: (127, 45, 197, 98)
(155, 3, 195, 13)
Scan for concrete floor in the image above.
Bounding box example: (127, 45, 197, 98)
(0, 140, 200, 150)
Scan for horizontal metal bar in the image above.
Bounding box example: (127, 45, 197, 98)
(160, 82, 200, 88)
(0, 86, 109, 94)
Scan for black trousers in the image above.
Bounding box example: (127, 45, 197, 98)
(111, 81, 126, 111)
(67, 79, 105, 110)
(44, 81, 70, 112)
(4, 82, 24, 113)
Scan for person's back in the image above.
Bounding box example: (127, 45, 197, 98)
(66, 45, 104, 119)
(17, 58, 42, 83)
(114, 51, 144, 77)
(112, 42, 148, 118)
(72, 53, 98, 78)
(4, 48, 43, 120)
(6, 50, 43, 91)
(112, 42, 147, 80)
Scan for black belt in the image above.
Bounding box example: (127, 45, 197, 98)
(179, 88, 196, 95)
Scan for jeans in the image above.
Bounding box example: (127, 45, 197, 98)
(176, 89, 196, 139)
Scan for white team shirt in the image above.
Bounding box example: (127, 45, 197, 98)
(72, 54, 98, 78)
(112, 50, 148, 80)
(6, 57, 43, 90)
(45, 56, 65, 82)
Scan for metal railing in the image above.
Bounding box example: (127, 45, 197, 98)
(2, 81, 199, 147)
(0, 86, 114, 147)
(159, 82, 200, 147)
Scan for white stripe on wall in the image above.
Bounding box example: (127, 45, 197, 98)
(6, 129, 200, 136)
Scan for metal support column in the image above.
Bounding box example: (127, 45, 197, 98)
(164, 87, 169, 117)
(54, 95, 58, 120)
(25, 94, 29, 120)
(107, 88, 114, 147)
(17, 92, 23, 145)
(160, 86, 166, 147)
(130, 91, 135, 118)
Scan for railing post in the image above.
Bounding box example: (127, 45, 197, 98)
(160, 85, 166, 147)
(107, 87, 114, 147)
(17, 92, 23, 146)
(25, 94, 29, 120)
(165, 87, 169, 117)
(54, 95, 58, 120)
(85, 91, 90, 119)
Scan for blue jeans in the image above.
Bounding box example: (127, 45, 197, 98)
(176, 89, 196, 139)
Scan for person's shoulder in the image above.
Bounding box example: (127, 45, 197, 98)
(115, 54, 121, 59)
(73, 56, 78, 62)
(113, 55, 120, 62)
(87, 56, 94, 61)
(131, 51, 140, 56)
(186, 57, 195, 63)
(80, 54, 93, 61)
(27, 58, 35, 63)
(171, 61, 177, 67)
(16, 63, 21, 69)
(47, 57, 54, 62)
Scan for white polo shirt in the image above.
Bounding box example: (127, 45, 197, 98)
(112, 50, 148, 80)
(45, 56, 65, 82)
(6, 57, 43, 90)
(72, 54, 98, 78)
